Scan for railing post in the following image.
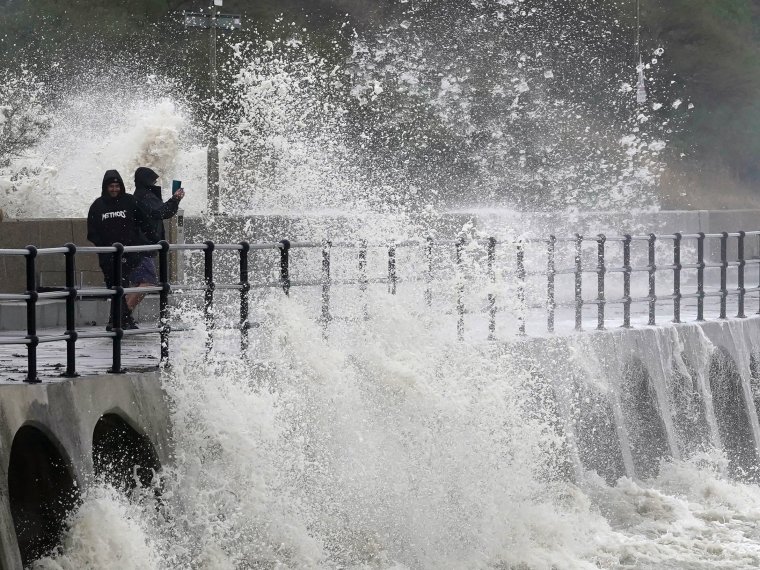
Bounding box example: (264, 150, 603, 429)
(109, 243, 124, 374)
(279, 239, 291, 296)
(321, 240, 332, 329)
(158, 240, 171, 366)
(516, 241, 526, 336)
(738, 231, 746, 318)
(697, 232, 705, 321)
(204, 240, 215, 355)
(239, 242, 250, 353)
(648, 233, 656, 326)
(720, 231, 728, 319)
(575, 234, 583, 332)
(673, 233, 682, 324)
(597, 234, 606, 331)
(456, 238, 464, 341)
(24, 246, 39, 383)
(547, 236, 556, 334)
(487, 237, 496, 340)
(425, 236, 433, 307)
(388, 242, 397, 295)
(623, 235, 632, 328)
(63, 243, 78, 377)
(359, 240, 368, 320)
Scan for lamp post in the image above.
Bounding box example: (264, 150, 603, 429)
(183, 1, 241, 214)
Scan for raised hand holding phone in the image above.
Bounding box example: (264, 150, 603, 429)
(171, 180, 185, 201)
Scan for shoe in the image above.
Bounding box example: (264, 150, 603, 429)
(123, 311, 139, 330)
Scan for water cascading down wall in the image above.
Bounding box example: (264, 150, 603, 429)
(516, 317, 760, 485)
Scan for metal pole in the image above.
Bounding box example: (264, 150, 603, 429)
(24, 246, 39, 383)
(388, 243, 397, 295)
(158, 241, 170, 366)
(648, 233, 656, 326)
(738, 231, 746, 318)
(547, 236, 556, 333)
(487, 237, 496, 340)
(597, 234, 606, 331)
(575, 234, 583, 332)
(207, 4, 220, 213)
(623, 235, 632, 328)
(516, 241, 526, 336)
(321, 240, 332, 329)
(425, 236, 433, 307)
(64, 243, 78, 377)
(673, 233, 681, 324)
(239, 241, 250, 353)
(279, 240, 291, 296)
(697, 232, 705, 321)
(456, 238, 464, 341)
(359, 240, 368, 321)
(204, 240, 215, 355)
(109, 243, 124, 374)
(720, 231, 728, 319)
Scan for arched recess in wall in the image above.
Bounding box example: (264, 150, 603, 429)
(523, 371, 574, 482)
(621, 357, 670, 479)
(749, 353, 760, 418)
(92, 413, 161, 492)
(571, 381, 626, 485)
(8, 425, 79, 567)
(709, 347, 758, 480)
(670, 356, 710, 458)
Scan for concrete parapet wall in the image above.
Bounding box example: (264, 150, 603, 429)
(0, 371, 171, 568)
(0, 218, 178, 293)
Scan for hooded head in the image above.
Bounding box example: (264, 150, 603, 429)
(101, 170, 126, 198)
(134, 167, 159, 190)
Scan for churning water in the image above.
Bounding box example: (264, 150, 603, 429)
(5, 2, 760, 569)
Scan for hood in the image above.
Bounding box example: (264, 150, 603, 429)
(101, 170, 126, 197)
(134, 167, 159, 190)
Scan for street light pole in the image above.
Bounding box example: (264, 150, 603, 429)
(208, 1, 220, 214)
(182, 3, 240, 214)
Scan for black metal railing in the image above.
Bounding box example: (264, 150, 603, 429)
(2, 230, 760, 383)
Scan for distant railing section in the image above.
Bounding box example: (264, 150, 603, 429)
(2, 231, 760, 383)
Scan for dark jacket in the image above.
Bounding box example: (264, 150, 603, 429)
(133, 166, 179, 243)
(87, 170, 157, 282)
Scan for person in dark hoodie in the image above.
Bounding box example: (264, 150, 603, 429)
(130, 167, 185, 315)
(87, 169, 157, 329)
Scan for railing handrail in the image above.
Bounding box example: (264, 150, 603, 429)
(2, 229, 760, 382)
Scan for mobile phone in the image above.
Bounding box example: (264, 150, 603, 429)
(172, 180, 182, 195)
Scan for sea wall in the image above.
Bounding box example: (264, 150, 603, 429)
(0, 371, 170, 568)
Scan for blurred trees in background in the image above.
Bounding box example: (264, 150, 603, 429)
(1, 0, 759, 207)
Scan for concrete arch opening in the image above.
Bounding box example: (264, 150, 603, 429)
(620, 358, 670, 478)
(92, 413, 161, 492)
(8, 425, 79, 567)
(572, 382, 626, 485)
(709, 347, 758, 480)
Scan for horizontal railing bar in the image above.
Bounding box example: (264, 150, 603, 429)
(76, 330, 115, 339)
(75, 246, 117, 253)
(122, 327, 160, 337)
(35, 247, 70, 255)
(0, 294, 30, 301)
(36, 291, 70, 300)
(122, 286, 163, 295)
(0, 337, 30, 345)
(36, 334, 70, 344)
(214, 284, 244, 291)
(76, 289, 116, 298)
(213, 244, 244, 251)
(122, 244, 162, 253)
(0, 248, 30, 256)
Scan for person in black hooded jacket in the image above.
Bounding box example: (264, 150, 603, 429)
(130, 167, 185, 315)
(87, 169, 157, 328)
